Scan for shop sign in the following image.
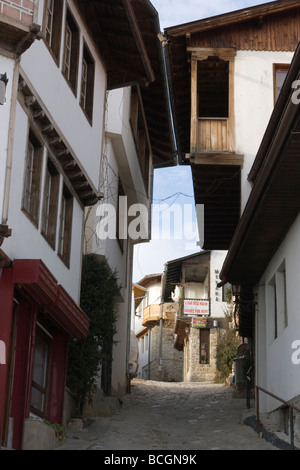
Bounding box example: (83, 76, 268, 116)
(192, 317, 207, 328)
(184, 299, 210, 316)
(0, 340, 6, 365)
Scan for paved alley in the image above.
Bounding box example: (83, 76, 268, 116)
(56, 379, 279, 451)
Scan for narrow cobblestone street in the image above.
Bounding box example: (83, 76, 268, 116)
(56, 380, 278, 451)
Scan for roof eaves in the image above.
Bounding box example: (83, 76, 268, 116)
(164, 0, 300, 37)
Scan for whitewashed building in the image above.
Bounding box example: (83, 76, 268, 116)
(0, 0, 174, 450)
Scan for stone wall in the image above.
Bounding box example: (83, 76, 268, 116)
(22, 419, 62, 450)
(184, 327, 221, 382)
(142, 321, 183, 382)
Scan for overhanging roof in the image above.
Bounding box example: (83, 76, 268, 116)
(220, 42, 300, 286)
(163, 251, 211, 302)
(13, 259, 89, 338)
(165, 0, 300, 37)
(191, 163, 241, 250)
(132, 283, 147, 310)
(138, 273, 162, 288)
(74, 0, 177, 166)
(75, 0, 154, 89)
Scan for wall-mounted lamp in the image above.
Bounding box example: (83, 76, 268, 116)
(0, 73, 8, 105)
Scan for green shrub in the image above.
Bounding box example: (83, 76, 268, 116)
(66, 254, 121, 415)
(216, 329, 239, 380)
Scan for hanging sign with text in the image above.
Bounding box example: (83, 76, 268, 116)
(184, 299, 210, 316)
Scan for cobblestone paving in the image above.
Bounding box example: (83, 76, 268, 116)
(56, 379, 278, 451)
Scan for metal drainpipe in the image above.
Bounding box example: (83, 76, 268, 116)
(158, 269, 166, 381)
(147, 329, 151, 380)
(126, 241, 134, 392)
(2, 58, 20, 225)
(158, 301, 164, 381)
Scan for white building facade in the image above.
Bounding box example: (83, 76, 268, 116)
(0, 0, 174, 450)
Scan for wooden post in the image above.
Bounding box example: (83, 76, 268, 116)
(190, 56, 198, 153)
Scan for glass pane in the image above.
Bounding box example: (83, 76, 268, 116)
(31, 385, 45, 413)
(42, 171, 51, 234)
(24, 143, 34, 211)
(276, 70, 288, 101)
(32, 335, 49, 388)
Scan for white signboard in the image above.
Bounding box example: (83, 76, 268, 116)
(0, 340, 6, 365)
(184, 299, 210, 316)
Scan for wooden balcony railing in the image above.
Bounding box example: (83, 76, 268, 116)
(142, 303, 177, 328)
(197, 118, 233, 153)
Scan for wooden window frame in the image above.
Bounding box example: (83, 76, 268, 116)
(30, 325, 52, 419)
(22, 130, 43, 227)
(268, 260, 288, 341)
(80, 42, 95, 123)
(116, 178, 125, 253)
(41, 156, 60, 249)
(58, 184, 73, 268)
(130, 86, 151, 191)
(43, 0, 63, 65)
(62, 8, 80, 95)
(188, 47, 236, 154)
(273, 63, 290, 104)
(197, 57, 229, 119)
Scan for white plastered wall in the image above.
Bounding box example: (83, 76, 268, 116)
(4, 101, 84, 302)
(234, 50, 294, 212)
(0, 55, 17, 224)
(256, 212, 300, 412)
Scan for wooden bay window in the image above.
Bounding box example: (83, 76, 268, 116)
(23, 130, 43, 227)
(188, 47, 236, 156)
(62, 8, 80, 94)
(43, 0, 63, 64)
(80, 43, 95, 122)
(58, 185, 73, 267)
(130, 86, 150, 191)
(41, 157, 60, 249)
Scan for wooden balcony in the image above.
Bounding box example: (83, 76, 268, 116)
(142, 303, 177, 328)
(198, 118, 232, 153)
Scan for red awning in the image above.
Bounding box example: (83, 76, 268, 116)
(13, 259, 89, 339)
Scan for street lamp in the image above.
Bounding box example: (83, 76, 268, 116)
(0, 73, 8, 105)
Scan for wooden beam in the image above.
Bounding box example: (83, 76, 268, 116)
(165, 0, 300, 37)
(188, 47, 237, 60)
(0, 249, 12, 268)
(122, 0, 155, 85)
(190, 57, 198, 153)
(187, 152, 244, 166)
